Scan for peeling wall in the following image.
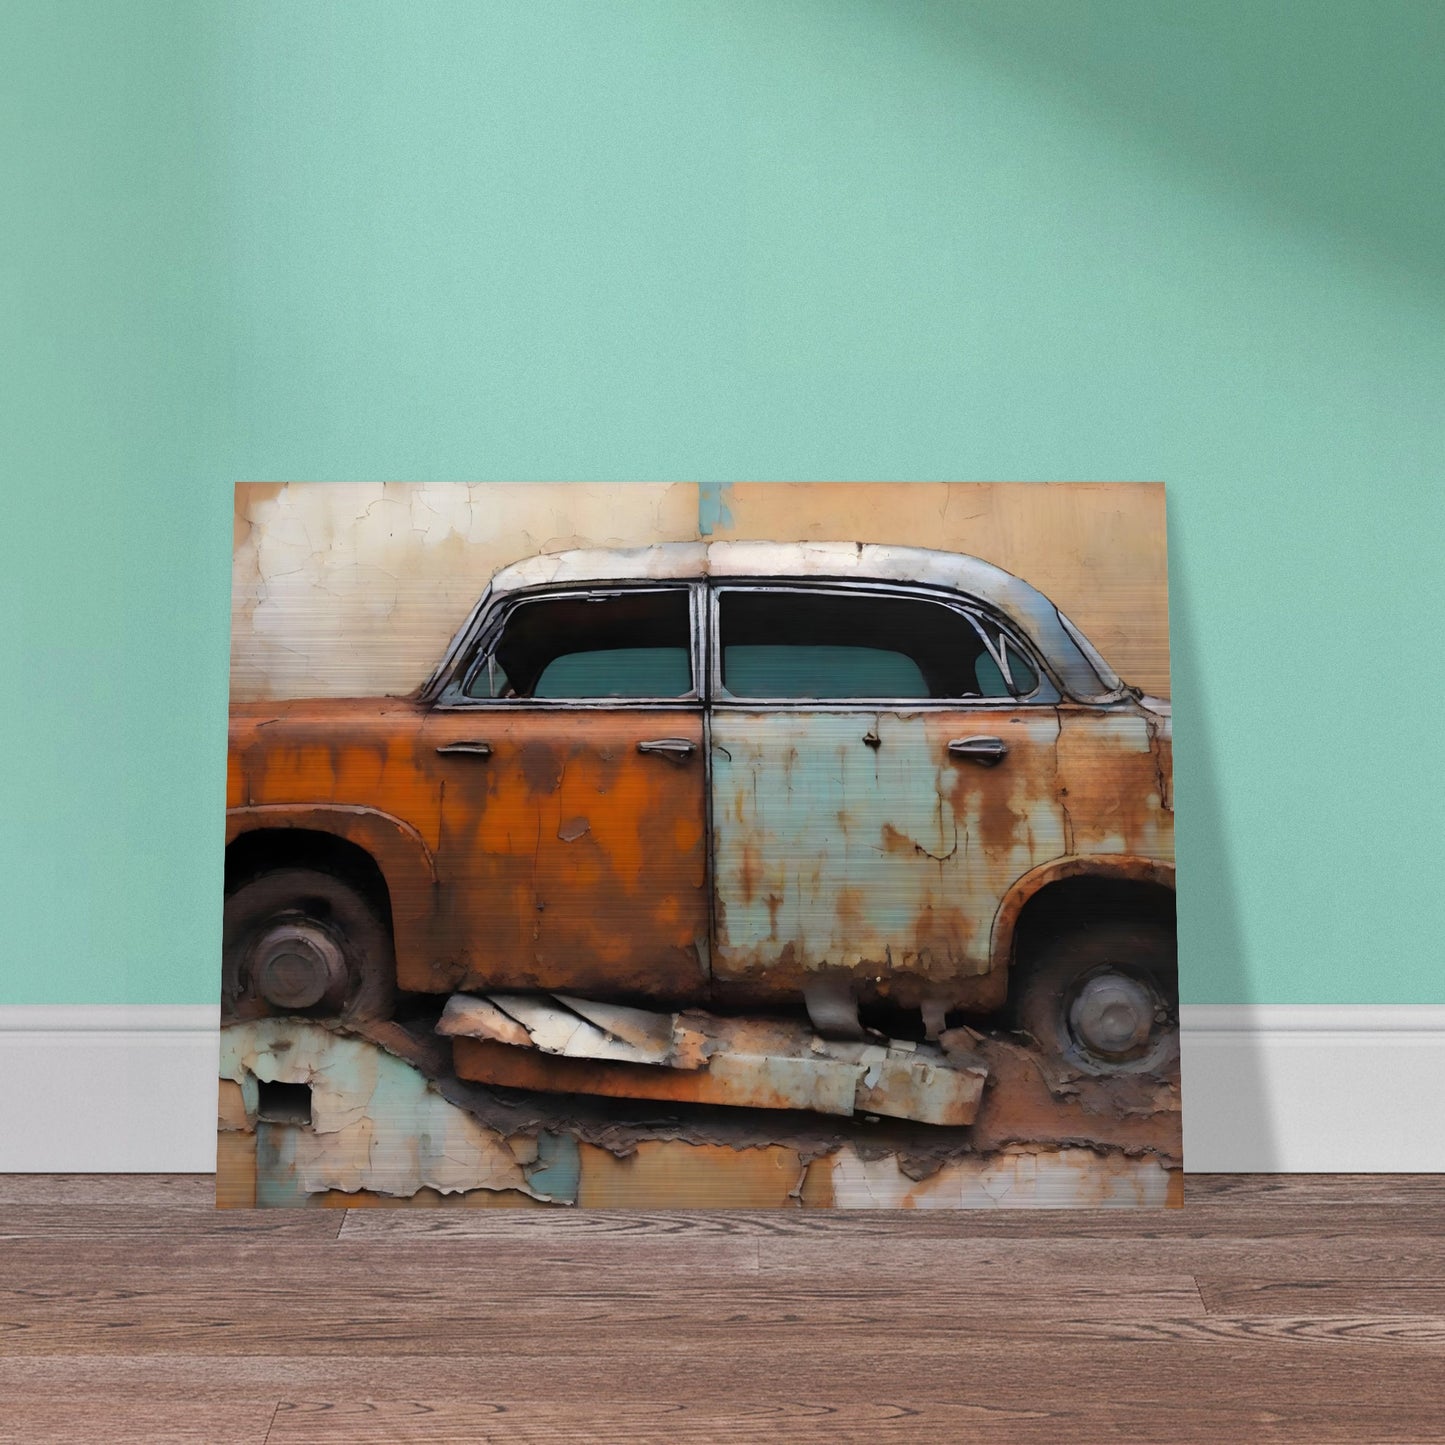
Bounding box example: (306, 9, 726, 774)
(232, 482, 1169, 701)
(218, 1020, 1181, 1211)
(219, 1021, 562, 1206)
(232, 482, 699, 701)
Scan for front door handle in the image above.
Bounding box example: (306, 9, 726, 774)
(436, 741, 493, 758)
(638, 737, 696, 761)
(947, 736, 1008, 767)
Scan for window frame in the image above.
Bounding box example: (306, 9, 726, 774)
(431, 581, 707, 710)
(707, 581, 1060, 709)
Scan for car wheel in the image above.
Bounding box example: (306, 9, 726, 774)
(1012, 920, 1177, 1074)
(222, 867, 395, 1024)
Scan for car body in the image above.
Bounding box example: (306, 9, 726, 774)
(225, 541, 1175, 1063)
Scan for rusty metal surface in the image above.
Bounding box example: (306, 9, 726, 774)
(709, 706, 1067, 1012)
(229, 699, 709, 1001)
(417, 1003, 1181, 1172)
(228, 528, 1176, 1025)
(967, 1034, 1181, 1163)
(228, 691, 1173, 1018)
(453, 1037, 864, 1117)
(444, 993, 987, 1127)
(1055, 702, 1174, 857)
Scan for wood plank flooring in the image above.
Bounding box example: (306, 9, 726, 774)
(1, 1174, 1442, 1442)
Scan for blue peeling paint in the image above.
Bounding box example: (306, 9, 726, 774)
(254, 1123, 313, 1208)
(697, 481, 733, 536)
(525, 1130, 582, 1203)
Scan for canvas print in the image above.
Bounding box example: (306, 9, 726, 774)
(219, 482, 1179, 1208)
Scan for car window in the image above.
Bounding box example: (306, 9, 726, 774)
(467, 589, 693, 700)
(726, 644, 926, 698)
(973, 637, 1038, 698)
(716, 588, 1046, 701)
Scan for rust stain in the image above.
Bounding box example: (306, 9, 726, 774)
(446, 994, 986, 1126)
(764, 892, 782, 937)
(520, 746, 564, 796)
(967, 1034, 1182, 1166)
(228, 701, 710, 1004)
(452, 1037, 839, 1115)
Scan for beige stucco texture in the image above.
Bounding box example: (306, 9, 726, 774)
(231, 481, 1168, 702)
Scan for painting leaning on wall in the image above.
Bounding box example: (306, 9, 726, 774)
(220, 481, 1180, 1208)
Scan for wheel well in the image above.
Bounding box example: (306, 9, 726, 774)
(1009, 875, 1176, 974)
(225, 828, 394, 933)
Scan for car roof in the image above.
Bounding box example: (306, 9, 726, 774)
(477, 541, 1125, 703)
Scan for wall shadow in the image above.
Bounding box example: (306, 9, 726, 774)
(881, 0, 1445, 304)
(1166, 489, 1278, 1169)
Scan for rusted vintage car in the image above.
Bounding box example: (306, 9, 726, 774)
(225, 541, 1175, 1072)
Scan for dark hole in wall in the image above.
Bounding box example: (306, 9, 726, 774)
(256, 1079, 312, 1126)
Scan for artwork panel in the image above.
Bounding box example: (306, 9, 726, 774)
(222, 482, 1179, 1209)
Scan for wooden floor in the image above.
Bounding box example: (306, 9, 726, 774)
(2, 1175, 1443, 1443)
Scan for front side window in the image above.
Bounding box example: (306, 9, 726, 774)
(466, 588, 693, 700)
(715, 588, 1050, 702)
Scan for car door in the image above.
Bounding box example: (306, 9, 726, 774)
(707, 582, 1067, 1018)
(421, 582, 710, 1002)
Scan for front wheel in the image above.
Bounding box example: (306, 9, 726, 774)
(222, 867, 395, 1024)
(1011, 920, 1177, 1074)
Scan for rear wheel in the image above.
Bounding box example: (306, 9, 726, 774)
(1012, 920, 1177, 1074)
(222, 867, 394, 1024)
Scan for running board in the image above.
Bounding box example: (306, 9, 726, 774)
(438, 993, 987, 1127)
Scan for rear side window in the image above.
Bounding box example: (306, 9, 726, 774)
(467, 589, 693, 700)
(716, 589, 1049, 701)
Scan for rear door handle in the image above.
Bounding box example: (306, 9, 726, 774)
(436, 741, 492, 758)
(638, 738, 696, 761)
(947, 736, 1008, 766)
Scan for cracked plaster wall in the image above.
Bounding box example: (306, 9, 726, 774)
(232, 482, 1169, 701)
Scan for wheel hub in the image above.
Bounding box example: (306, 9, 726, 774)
(1068, 971, 1157, 1061)
(251, 922, 348, 1011)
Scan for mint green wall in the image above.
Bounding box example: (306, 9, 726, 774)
(3, 2, 1440, 1005)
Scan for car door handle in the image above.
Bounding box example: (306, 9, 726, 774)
(435, 741, 493, 758)
(947, 736, 1008, 766)
(637, 738, 696, 761)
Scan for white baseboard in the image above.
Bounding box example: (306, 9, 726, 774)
(1, 1003, 1441, 1174)
(1180, 1004, 1445, 1173)
(0, 1006, 220, 1173)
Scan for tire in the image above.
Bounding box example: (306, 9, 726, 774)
(1011, 919, 1177, 1074)
(222, 867, 395, 1024)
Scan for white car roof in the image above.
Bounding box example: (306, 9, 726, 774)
(471, 541, 1126, 703)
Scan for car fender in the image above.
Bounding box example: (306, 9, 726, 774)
(225, 804, 438, 985)
(989, 854, 1176, 976)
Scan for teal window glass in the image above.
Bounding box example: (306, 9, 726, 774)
(725, 644, 926, 699)
(468, 589, 692, 700)
(536, 647, 691, 698)
(718, 589, 1043, 701)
